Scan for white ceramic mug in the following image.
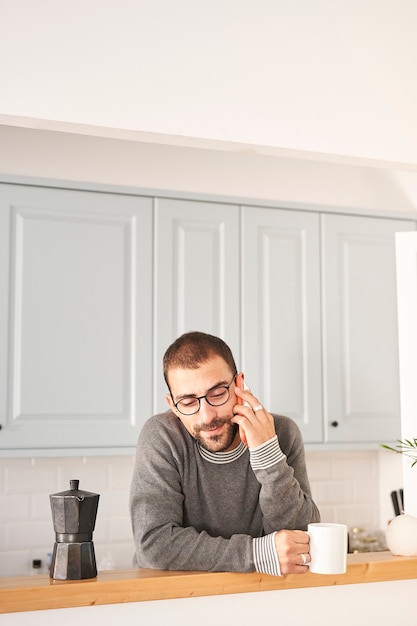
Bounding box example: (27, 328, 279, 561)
(307, 522, 348, 574)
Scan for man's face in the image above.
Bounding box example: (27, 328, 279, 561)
(166, 355, 240, 453)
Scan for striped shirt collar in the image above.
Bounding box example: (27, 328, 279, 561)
(196, 440, 247, 464)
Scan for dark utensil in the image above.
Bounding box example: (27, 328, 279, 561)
(390, 489, 404, 516)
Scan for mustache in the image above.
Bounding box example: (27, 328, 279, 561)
(194, 417, 233, 434)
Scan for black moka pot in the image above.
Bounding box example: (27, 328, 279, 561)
(49, 479, 100, 580)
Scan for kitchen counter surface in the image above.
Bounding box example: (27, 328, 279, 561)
(1, 551, 416, 614)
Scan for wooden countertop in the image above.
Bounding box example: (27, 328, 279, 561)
(1, 551, 416, 614)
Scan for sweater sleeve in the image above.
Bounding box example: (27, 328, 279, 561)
(249, 415, 321, 533)
(129, 416, 255, 573)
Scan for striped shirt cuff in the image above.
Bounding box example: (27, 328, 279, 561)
(253, 532, 281, 576)
(249, 435, 286, 470)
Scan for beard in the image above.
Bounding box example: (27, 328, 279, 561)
(193, 417, 239, 453)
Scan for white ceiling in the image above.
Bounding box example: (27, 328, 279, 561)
(1, 0, 417, 167)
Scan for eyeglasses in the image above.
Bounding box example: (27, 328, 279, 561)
(172, 372, 237, 416)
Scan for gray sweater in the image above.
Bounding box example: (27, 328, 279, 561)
(129, 411, 320, 573)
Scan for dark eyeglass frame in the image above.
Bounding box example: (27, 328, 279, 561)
(172, 372, 238, 416)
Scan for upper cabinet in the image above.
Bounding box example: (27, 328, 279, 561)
(321, 213, 415, 443)
(153, 197, 240, 414)
(242, 207, 415, 444)
(0, 182, 415, 452)
(241, 206, 323, 442)
(0, 184, 152, 450)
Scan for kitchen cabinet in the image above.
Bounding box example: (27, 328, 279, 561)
(242, 207, 415, 443)
(321, 213, 415, 443)
(153, 197, 240, 413)
(0, 182, 414, 452)
(0, 184, 152, 450)
(241, 206, 323, 442)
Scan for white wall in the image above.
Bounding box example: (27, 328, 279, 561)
(1, 125, 417, 217)
(1, 1, 417, 167)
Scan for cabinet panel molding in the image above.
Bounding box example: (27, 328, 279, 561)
(154, 198, 240, 414)
(0, 184, 152, 450)
(322, 214, 416, 443)
(242, 207, 323, 442)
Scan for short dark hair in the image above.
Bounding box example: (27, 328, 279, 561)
(163, 331, 237, 389)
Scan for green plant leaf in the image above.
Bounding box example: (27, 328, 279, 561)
(380, 438, 417, 464)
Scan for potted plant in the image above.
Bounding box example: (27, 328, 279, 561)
(380, 437, 417, 556)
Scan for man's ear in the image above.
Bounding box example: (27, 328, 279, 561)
(166, 393, 175, 410)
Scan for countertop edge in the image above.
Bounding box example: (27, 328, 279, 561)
(1, 552, 416, 614)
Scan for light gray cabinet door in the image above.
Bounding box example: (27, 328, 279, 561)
(154, 198, 240, 414)
(241, 207, 323, 442)
(322, 214, 416, 443)
(0, 184, 152, 451)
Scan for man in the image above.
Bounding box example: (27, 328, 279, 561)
(130, 331, 320, 576)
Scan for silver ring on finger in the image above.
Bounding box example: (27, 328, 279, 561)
(301, 553, 307, 565)
(252, 404, 263, 412)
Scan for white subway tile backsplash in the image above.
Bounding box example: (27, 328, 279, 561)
(6, 520, 51, 550)
(96, 542, 135, 571)
(0, 494, 30, 521)
(0, 522, 6, 551)
(108, 457, 135, 490)
(31, 493, 52, 520)
(304, 453, 333, 480)
(108, 516, 133, 543)
(112, 543, 135, 569)
(333, 504, 378, 529)
(57, 462, 110, 492)
(329, 452, 378, 479)
(1, 551, 32, 577)
(5, 462, 58, 495)
(98, 490, 129, 517)
(353, 479, 380, 503)
(0, 449, 392, 577)
(313, 505, 335, 522)
(313, 481, 354, 504)
(94, 517, 109, 544)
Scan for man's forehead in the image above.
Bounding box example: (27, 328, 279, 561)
(168, 357, 232, 393)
